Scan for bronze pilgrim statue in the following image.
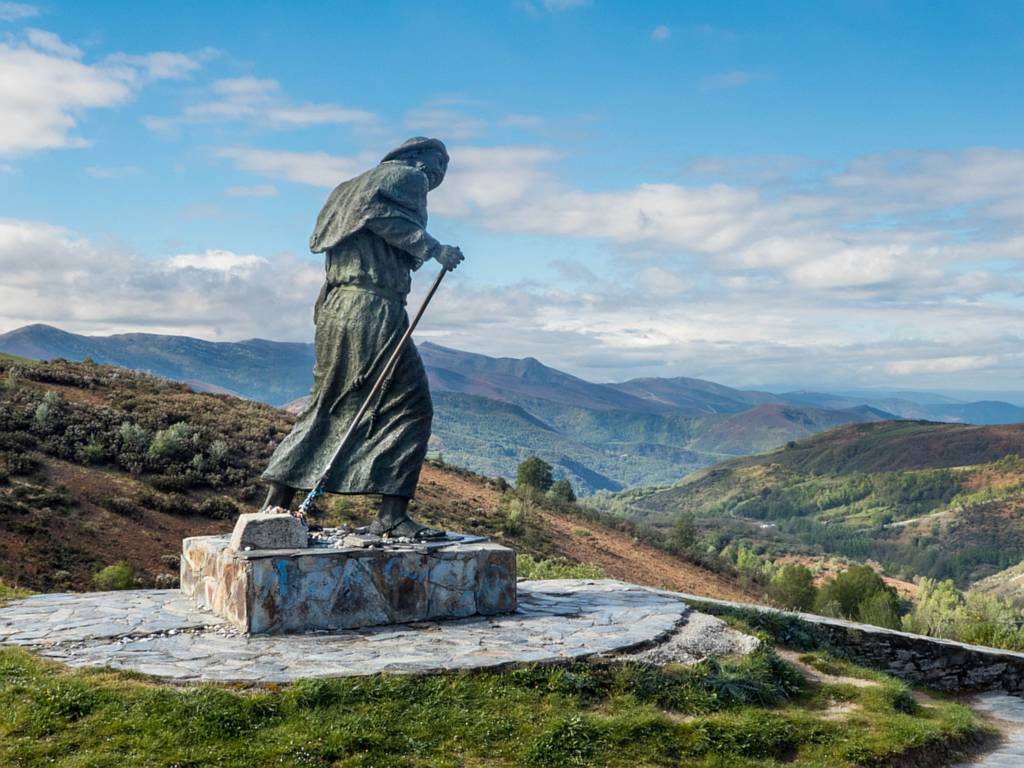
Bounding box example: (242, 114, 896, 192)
(260, 137, 464, 540)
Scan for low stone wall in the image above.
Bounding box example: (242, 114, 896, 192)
(676, 592, 1024, 694)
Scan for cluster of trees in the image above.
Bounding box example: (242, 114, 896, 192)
(515, 456, 576, 503)
(903, 578, 1024, 652)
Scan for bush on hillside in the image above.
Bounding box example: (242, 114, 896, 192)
(92, 562, 136, 591)
(903, 577, 1024, 651)
(814, 565, 900, 628)
(768, 564, 817, 611)
(548, 478, 576, 503)
(517, 456, 553, 493)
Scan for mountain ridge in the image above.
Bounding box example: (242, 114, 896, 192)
(5, 323, 1023, 493)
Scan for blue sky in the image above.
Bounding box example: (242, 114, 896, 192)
(1, 0, 1023, 391)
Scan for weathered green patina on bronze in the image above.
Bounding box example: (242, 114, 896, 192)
(262, 138, 463, 536)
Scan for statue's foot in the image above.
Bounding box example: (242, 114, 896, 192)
(261, 482, 296, 511)
(369, 515, 447, 541)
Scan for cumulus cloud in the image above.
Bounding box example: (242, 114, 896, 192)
(206, 141, 1024, 388)
(0, 29, 209, 154)
(651, 25, 671, 42)
(0, 219, 322, 340)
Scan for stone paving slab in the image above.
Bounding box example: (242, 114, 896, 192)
(0, 580, 733, 683)
(953, 694, 1024, 767)
(0, 590, 223, 646)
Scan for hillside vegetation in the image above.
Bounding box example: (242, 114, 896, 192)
(22, 325, 1020, 494)
(0, 354, 754, 601)
(595, 422, 1024, 588)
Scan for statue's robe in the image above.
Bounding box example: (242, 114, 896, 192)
(262, 160, 440, 497)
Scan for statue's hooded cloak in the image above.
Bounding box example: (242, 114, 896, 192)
(262, 138, 448, 498)
(309, 137, 448, 254)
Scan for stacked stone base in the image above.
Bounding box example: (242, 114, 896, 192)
(181, 534, 516, 634)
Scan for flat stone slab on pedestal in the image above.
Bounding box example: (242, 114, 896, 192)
(229, 512, 307, 551)
(0, 580, 757, 683)
(181, 532, 516, 634)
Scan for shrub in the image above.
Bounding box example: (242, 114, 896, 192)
(501, 496, 529, 535)
(814, 564, 896, 622)
(208, 438, 229, 464)
(77, 437, 107, 465)
(548, 478, 576, 503)
(670, 513, 698, 553)
(857, 589, 901, 629)
(92, 562, 136, 591)
(198, 496, 239, 521)
(768, 564, 817, 611)
(517, 456, 553, 493)
(148, 422, 195, 462)
(33, 390, 62, 428)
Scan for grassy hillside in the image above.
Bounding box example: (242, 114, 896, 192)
(0, 354, 755, 602)
(594, 422, 1024, 587)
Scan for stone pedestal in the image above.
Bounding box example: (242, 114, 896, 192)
(180, 532, 517, 634)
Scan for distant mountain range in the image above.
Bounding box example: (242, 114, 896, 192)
(2, 323, 1023, 493)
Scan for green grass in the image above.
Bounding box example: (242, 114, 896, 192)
(0, 579, 32, 607)
(0, 646, 984, 768)
(516, 555, 606, 580)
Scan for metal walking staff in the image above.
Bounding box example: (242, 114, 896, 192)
(296, 265, 450, 521)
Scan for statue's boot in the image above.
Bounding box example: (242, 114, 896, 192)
(370, 494, 447, 540)
(261, 481, 296, 511)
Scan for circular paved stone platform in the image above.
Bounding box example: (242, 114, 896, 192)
(0, 579, 755, 683)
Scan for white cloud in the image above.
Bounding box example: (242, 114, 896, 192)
(652, 25, 671, 41)
(205, 141, 1024, 388)
(886, 356, 1000, 376)
(404, 100, 488, 141)
(0, 29, 209, 154)
(216, 147, 373, 187)
(0, 219, 321, 340)
(167, 250, 267, 273)
(105, 49, 216, 81)
(0, 2, 37, 21)
(225, 184, 278, 198)
(25, 28, 81, 58)
(146, 76, 376, 133)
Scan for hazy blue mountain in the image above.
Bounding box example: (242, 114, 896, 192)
(608, 376, 778, 415)
(419, 342, 665, 413)
(4, 323, 1021, 493)
(780, 390, 1024, 425)
(0, 324, 314, 405)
